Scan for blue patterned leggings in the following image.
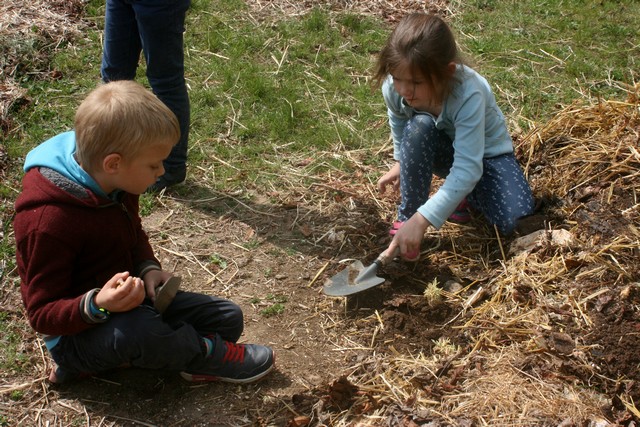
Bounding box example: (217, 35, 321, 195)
(398, 113, 535, 235)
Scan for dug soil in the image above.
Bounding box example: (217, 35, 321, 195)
(1, 1, 639, 426)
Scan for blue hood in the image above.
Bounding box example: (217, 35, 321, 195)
(24, 131, 107, 197)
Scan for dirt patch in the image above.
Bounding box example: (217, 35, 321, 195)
(2, 1, 640, 426)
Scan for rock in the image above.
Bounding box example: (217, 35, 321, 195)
(509, 229, 574, 254)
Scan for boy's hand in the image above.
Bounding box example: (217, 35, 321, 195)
(95, 272, 146, 313)
(378, 162, 401, 194)
(142, 269, 173, 302)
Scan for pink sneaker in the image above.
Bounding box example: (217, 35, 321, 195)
(448, 199, 471, 224)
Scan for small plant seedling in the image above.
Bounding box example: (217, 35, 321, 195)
(254, 294, 288, 317)
(209, 253, 227, 269)
(433, 337, 459, 357)
(260, 303, 285, 317)
(423, 278, 442, 307)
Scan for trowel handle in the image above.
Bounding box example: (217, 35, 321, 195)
(375, 246, 400, 267)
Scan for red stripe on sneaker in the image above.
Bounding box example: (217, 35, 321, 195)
(221, 342, 245, 363)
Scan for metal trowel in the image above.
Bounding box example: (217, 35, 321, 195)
(154, 275, 181, 313)
(323, 248, 399, 296)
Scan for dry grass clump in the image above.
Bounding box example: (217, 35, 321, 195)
(0, 0, 86, 133)
(249, 0, 453, 23)
(330, 88, 640, 425)
(445, 348, 610, 425)
(520, 84, 640, 200)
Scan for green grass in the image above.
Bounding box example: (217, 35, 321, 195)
(1, 0, 638, 306)
(4, 0, 637, 197)
(454, 0, 639, 125)
(0, 311, 31, 374)
(183, 4, 387, 191)
(259, 294, 288, 317)
(248, 293, 288, 317)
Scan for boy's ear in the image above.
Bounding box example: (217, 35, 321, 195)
(102, 153, 122, 174)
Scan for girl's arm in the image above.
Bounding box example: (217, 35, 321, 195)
(416, 89, 486, 228)
(382, 76, 409, 160)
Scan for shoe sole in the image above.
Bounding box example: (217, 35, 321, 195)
(180, 354, 276, 384)
(48, 365, 93, 384)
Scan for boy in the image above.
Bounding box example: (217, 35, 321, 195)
(14, 81, 274, 384)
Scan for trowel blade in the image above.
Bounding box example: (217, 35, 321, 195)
(323, 260, 386, 296)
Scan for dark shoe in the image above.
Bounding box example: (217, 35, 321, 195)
(147, 167, 186, 193)
(48, 363, 92, 384)
(180, 335, 275, 384)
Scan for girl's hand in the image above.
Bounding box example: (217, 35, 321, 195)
(95, 272, 146, 313)
(378, 162, 401, 194)
(386, 213, 430, 260)
(142, 269, 173, 302)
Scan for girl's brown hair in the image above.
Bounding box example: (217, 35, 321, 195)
(373, 13, 462, 104)
(74, 80, 180, 172)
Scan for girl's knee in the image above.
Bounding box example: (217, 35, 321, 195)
(401, 114, 447, 153)
(405, 114, 437, 137)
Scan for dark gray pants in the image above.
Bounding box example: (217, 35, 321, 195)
(49, 292, 243, 376)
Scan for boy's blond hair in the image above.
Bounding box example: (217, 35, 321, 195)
(74, 80, 180, 172)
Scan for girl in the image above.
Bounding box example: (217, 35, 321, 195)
(373, 13, 535, 261)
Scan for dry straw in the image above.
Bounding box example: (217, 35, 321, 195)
(329, 86, 640, 425)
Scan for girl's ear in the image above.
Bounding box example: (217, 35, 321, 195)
(102, 153, 122, 175)
(447, 62, 457, 75)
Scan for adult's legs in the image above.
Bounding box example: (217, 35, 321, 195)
(101, 0, 141, 81)
(101, 0, 191, 188)
(467, 153, 535, 235)
(133, 0, 191, 180)
(398, 113, 454, 221)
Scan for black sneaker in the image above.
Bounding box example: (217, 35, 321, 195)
(147, 167, 186, 193)
(180, 335, 275, 384)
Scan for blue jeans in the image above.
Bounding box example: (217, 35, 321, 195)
(49, 292, 243, 376)
(398, 113, 535, 235)
(101, 0, 191, 173)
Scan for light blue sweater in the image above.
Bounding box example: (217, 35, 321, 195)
(382, 65, 514, 229)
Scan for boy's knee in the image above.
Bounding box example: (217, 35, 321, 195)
(212, 302, 244, 342)
(226, 304, 244, 340)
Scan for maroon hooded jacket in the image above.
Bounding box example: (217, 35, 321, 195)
(14, 168, 160, 336)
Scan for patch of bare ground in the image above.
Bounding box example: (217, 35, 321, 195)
(2, 1, 640, 427)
